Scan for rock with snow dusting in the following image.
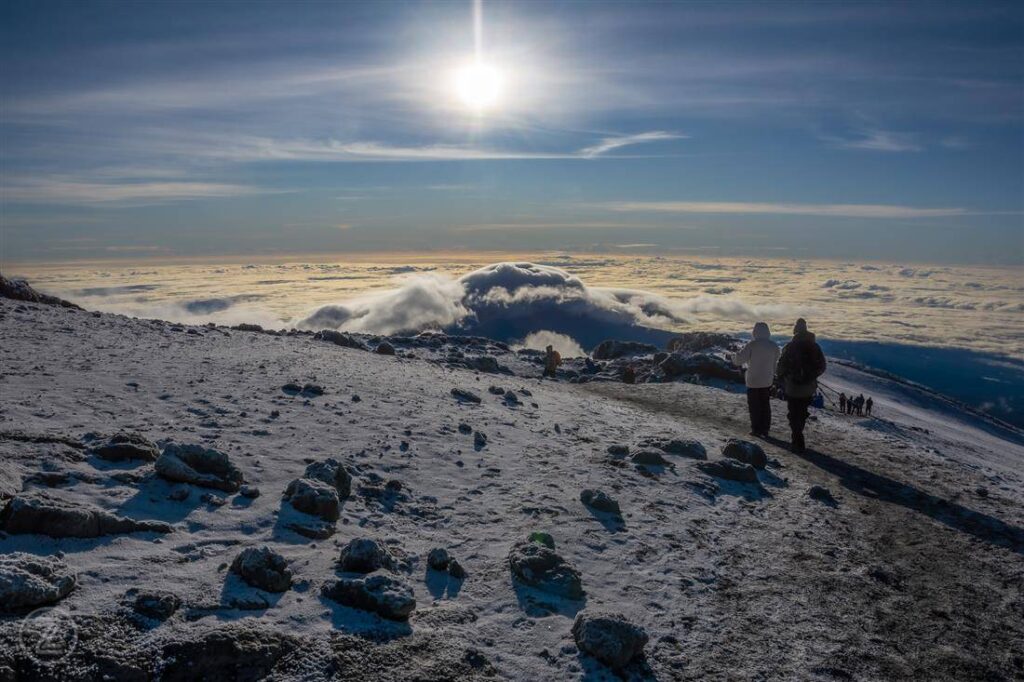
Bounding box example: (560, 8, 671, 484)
(508, 537, 584, 600)
(451, 388, 482, 404)
(303, 458, 352, 499)
(630, 450, 671, 467)
(129, 589, 181, 621)
(658, 438, 707, 460)
(427, 547, 451, 571)
(580, 489, 621, 514)
(699, 459, 759, 483)
(231, 546, 292, 593)
(0, 493, 173, 537)
(283, 478, 340, 521)
(91, 432, 159, 462)
(0, 552, 77, 611)
(571, 610, 649, 670)
(0, 274, 81, 309)
(337, 537, 396, 574)
(722, 439, 767, 469)
(321, 572, 416, 621)
(155, 443, 244, 492)
(375, 341, 396, 355)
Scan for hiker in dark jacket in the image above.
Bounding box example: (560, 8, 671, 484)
(776, 318, 827, 453)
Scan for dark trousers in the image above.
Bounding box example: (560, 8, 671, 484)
(787, 397, 813, 449)
(746, 387, 772, 435)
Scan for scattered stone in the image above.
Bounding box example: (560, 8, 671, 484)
(468, 356, 502, 373)
(473, 431, 488, 449)
(457, 423, 472, 434)
(282, 382, 303, 394)
(287, 520, 335, 540)
(375, 341, 396, 355)
(427, 548, 450, 571)
(303, 458, 352, 499)
(351, 394, 361, 403)
(488, 385, 505, 395)
(239, 485, 261, 499)
(698, 459, 759, 484)
(321, 572, 416, 621)
(284, 478, 340, 521)
(528, 531, 555, 549)
(451, 388, 482, 404)
(630, 450, 671, 467)
(808, 485, 838, 505)
(201, 492, 227, 507)
(580, 489, 621, 514)
(607, 444, 630, 458)
(92, 432, 159, 462)
(0, 493, 173, 537)
(231, 546, 292, 592)
(572, 611, 649, 670)
(508, 537, 584, 599)
(722, 439, 767, 469)
(503, 390, 521, 406)
(130, 590, 181, 621)
(337, 537, 396, 574)
(591, 340, 658, 360)
(156, 443, 244, 492)
(0, 552, 77, 611)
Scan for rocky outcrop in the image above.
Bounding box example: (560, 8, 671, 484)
(91, 432, 159, 462)
(231, 546, 292, 593)
(0, 493, 173, 537)
(592, 340, 658, 360)
(660, 352, 742, 382)
(321, 572, 416, 621)
(666, 332, 735, 354)
(508, 536, 584, 600)
(313, 330, 366, 350)
(129, 589, 182, 621)
(571, 611, 649, 670)
(451, 388, 482, 404)
(0, 552, 77, 611)
(159, 623, 297, 681)
(155, 443, 244, 492)
(0, 275, 82, 309)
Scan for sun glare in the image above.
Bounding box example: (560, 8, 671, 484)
(453, 61, 503, 112)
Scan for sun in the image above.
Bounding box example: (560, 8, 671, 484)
(453, 60, 504, 112)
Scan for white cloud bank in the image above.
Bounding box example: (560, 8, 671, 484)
(599, 201, 966, 218)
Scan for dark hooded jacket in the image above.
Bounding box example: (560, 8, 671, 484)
(777, 330, 827, 398)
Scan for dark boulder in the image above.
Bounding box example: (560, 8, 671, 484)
(580, 489, 621, 514)
(698, 459, 759, 483)
(313, 330, 366, 350)
(283, 478, 340, 521)
(303, 458, 352, 499)
(321, 572, 416, 621)
(92, 432, 159, 462)
(508, 537, 584, 600)
(571, 611, 649, 670)
(230, 546, 292, 593)
(337, 537, 396, 574)
(722, 439, 767, 469)
(155, 443, 244, 492)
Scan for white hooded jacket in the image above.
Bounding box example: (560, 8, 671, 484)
(732, 322, 780, 389)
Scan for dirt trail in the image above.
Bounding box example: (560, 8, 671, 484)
(586, 382, 1024, 681)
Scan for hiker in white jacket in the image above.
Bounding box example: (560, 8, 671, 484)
(731, 322, 780, 437)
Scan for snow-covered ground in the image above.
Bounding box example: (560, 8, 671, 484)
(1, 296, 1022, 681)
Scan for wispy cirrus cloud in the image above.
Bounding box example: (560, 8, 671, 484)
(2, 177, 263, 204)
(598, 201, 967, 218)
(821, 127, 923, 152)
(578, 131, 686, 158)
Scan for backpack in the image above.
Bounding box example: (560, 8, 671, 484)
(787, 342, 818, 385)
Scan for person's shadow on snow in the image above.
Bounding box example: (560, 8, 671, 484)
(788, 444, 1024, 555)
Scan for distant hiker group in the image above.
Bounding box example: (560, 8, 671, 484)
(838, 392, 872, 416)
(731, 318, 827, 454)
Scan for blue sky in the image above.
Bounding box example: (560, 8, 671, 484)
(1, 0, 1021, 263)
